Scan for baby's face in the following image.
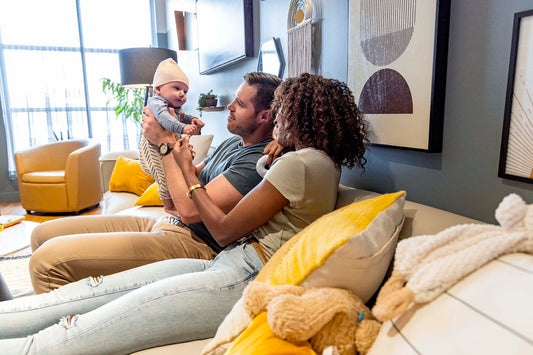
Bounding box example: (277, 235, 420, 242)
(155, 81, 188, 108)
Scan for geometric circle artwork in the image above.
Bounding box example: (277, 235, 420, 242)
(360, 0, 416, 66)
(287, 0, 313, 29)
(358, 69, 413, 114)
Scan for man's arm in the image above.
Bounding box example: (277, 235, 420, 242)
(142, 108, 244, 221)
(161, 154, 244, 223)
(174, 136, 289, 247)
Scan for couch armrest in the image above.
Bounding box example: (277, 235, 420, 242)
(99, 150, 139, 193)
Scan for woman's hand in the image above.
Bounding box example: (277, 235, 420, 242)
(174, 135, 196, 175)
(141, 107, 175, 146)
(263, 140, 290, 166)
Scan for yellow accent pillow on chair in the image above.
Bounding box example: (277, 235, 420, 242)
(108, 156, 154, 196)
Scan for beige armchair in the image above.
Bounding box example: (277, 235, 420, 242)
(15, 139, 102, 214)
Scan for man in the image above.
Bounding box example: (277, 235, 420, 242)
(29, 72, 282, 294)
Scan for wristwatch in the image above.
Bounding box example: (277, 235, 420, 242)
(159, 142, 175, 155)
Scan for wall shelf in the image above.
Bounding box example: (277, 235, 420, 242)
(196, 106, 225, 112)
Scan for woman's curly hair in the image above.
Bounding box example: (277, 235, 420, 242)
(271, 73, 370, 168)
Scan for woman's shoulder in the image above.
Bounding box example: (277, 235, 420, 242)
(268, 148, 336, 178)
(277, 148, 333, 166)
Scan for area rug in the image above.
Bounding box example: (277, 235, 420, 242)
(0, 246, 34, 298)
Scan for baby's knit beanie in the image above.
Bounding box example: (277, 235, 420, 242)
(153, 58, 189, 89)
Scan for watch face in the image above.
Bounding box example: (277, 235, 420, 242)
(160, 143, 168, 155)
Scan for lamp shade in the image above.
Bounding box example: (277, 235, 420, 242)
(118, 47, 177, 88)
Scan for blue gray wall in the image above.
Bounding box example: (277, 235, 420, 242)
(1, 0, 533, 224)
(342, 0, 533, 223)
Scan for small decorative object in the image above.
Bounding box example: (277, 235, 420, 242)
(198, 90, 218, 108)
(498, 9, 533, 184)
(287, 0, 314, 77)
(203, 281, 382, 355)
(347, 0, 451, 152)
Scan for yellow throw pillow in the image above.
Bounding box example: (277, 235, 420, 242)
(226, 312, 316, 355)
(134, 182, 163, 206)
(255, 191, 406, 303)
(108, 156, 154, 196)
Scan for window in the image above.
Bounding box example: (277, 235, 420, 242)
(0, 0, 154, 179)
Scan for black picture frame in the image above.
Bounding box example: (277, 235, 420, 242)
(498, 9, 533, 184)
(347, 0, 450, 152)
(196, 0, 253, 75)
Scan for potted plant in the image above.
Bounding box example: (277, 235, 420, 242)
(198, 89, 218, 108)
(101, 78, 144, 122)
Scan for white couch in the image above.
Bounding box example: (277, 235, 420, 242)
(98, 150, 533, 355)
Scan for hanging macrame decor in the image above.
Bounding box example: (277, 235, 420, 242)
(287, 0, 314, 77)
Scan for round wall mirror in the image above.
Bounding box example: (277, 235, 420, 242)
(257, 37, 285, 78)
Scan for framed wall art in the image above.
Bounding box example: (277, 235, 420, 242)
(499, 9, 533, 184)
(347, 0, 451, 152)
(196, 0, 253, 74)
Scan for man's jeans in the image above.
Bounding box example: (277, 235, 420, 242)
(0, 242, 262, 354)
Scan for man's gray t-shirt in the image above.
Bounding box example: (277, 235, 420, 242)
(187, 135, 272, 252)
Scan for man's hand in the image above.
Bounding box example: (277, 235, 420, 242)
(141, 107, 175, 146)
(263, 140, 286, 166)
(174, 136, 196, 176)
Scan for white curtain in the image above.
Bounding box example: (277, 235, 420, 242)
(0, 0, 152, 180)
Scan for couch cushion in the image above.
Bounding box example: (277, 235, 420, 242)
(131, 338, 212, 354)
(108, 156, 154, 196)
(102, 191, 141, 215)
(369, 253, 533, 354)
(115, 206, 169, 219)
(135, 182, 163, 207)
(188, 134, 214, 164)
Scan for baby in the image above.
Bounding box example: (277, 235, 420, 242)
(139, 58, 204, 211)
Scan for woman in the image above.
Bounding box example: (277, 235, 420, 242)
(0, 73, 369, 354)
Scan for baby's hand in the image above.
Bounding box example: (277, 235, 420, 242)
(182, 124, 198, 135)
(191, 117, 205, 133)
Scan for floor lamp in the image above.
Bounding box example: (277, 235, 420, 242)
(118, 47, 178, 106)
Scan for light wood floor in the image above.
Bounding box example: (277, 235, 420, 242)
(0, 201, 103, 223)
